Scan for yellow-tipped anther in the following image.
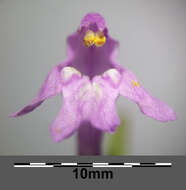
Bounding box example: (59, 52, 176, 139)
(83, 30, 106, 47)
(94, 31, 106, 47)
(83, 30, 95, 47)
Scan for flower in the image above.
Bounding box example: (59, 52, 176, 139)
(10, 13, 176, 143)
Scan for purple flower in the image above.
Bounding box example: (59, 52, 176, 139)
(10, 13, 176, 143)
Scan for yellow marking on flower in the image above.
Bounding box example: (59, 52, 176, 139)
(132, 80, 140, 87)
(83, 30, 106, 47)
(83, 30, 95, 47)
(94, 31, 106, 47)
(54, 127, 62, 133)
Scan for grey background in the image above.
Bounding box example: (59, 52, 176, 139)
(0, 0, 185, 155)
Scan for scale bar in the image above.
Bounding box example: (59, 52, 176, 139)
(61, 163, 77, 166)
(14, 165, 53, 168)
(14, 162, 172, 168)
(93, 165, 132, 168)
(155, 163, 172, 166)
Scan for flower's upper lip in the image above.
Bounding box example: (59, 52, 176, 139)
(80, 13, 107, 32)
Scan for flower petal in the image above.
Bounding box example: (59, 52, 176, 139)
(77, 75, 120, 133)
(10, 63, 64, 117)
(50, 97, 81, 142)
(119, 69, 176, 122)
(50, 69, 87, 142)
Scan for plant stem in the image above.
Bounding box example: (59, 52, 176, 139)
(77, 121, 103, 155)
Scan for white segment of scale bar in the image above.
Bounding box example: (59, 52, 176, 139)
(124, 163, 140, 166)
(155, 163, 172, 166)
(30, 163, 46, 165)
(61, 163, 77, 166)
(14, 165, 53, 168)
(93, 163, 109, 165)
(93, 163, 108, 166)
(93, 165, 132, 168)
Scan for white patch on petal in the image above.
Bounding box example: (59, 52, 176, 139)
(78, 82, 102, 102)
(78, 83, 92, 100)
(103, 69, 121, 84)
(92, 82, 102, 100)
(61, 67, 81, 82)
(77, 81, 103, 119)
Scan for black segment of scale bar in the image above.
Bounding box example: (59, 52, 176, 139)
(77, 163, 92, 167)
(108, 163, 124, 165)
(14, 163, 30, 165)
(140, 163, 156, 165)
(54, 165, 92, 168)
(77, 163, 92, 165)
(133, 165, 171, 167)
(45, 163, 62, 165)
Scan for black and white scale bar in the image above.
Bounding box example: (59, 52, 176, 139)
(13, 162, 172, 168)
(132, 163, 172, 167)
